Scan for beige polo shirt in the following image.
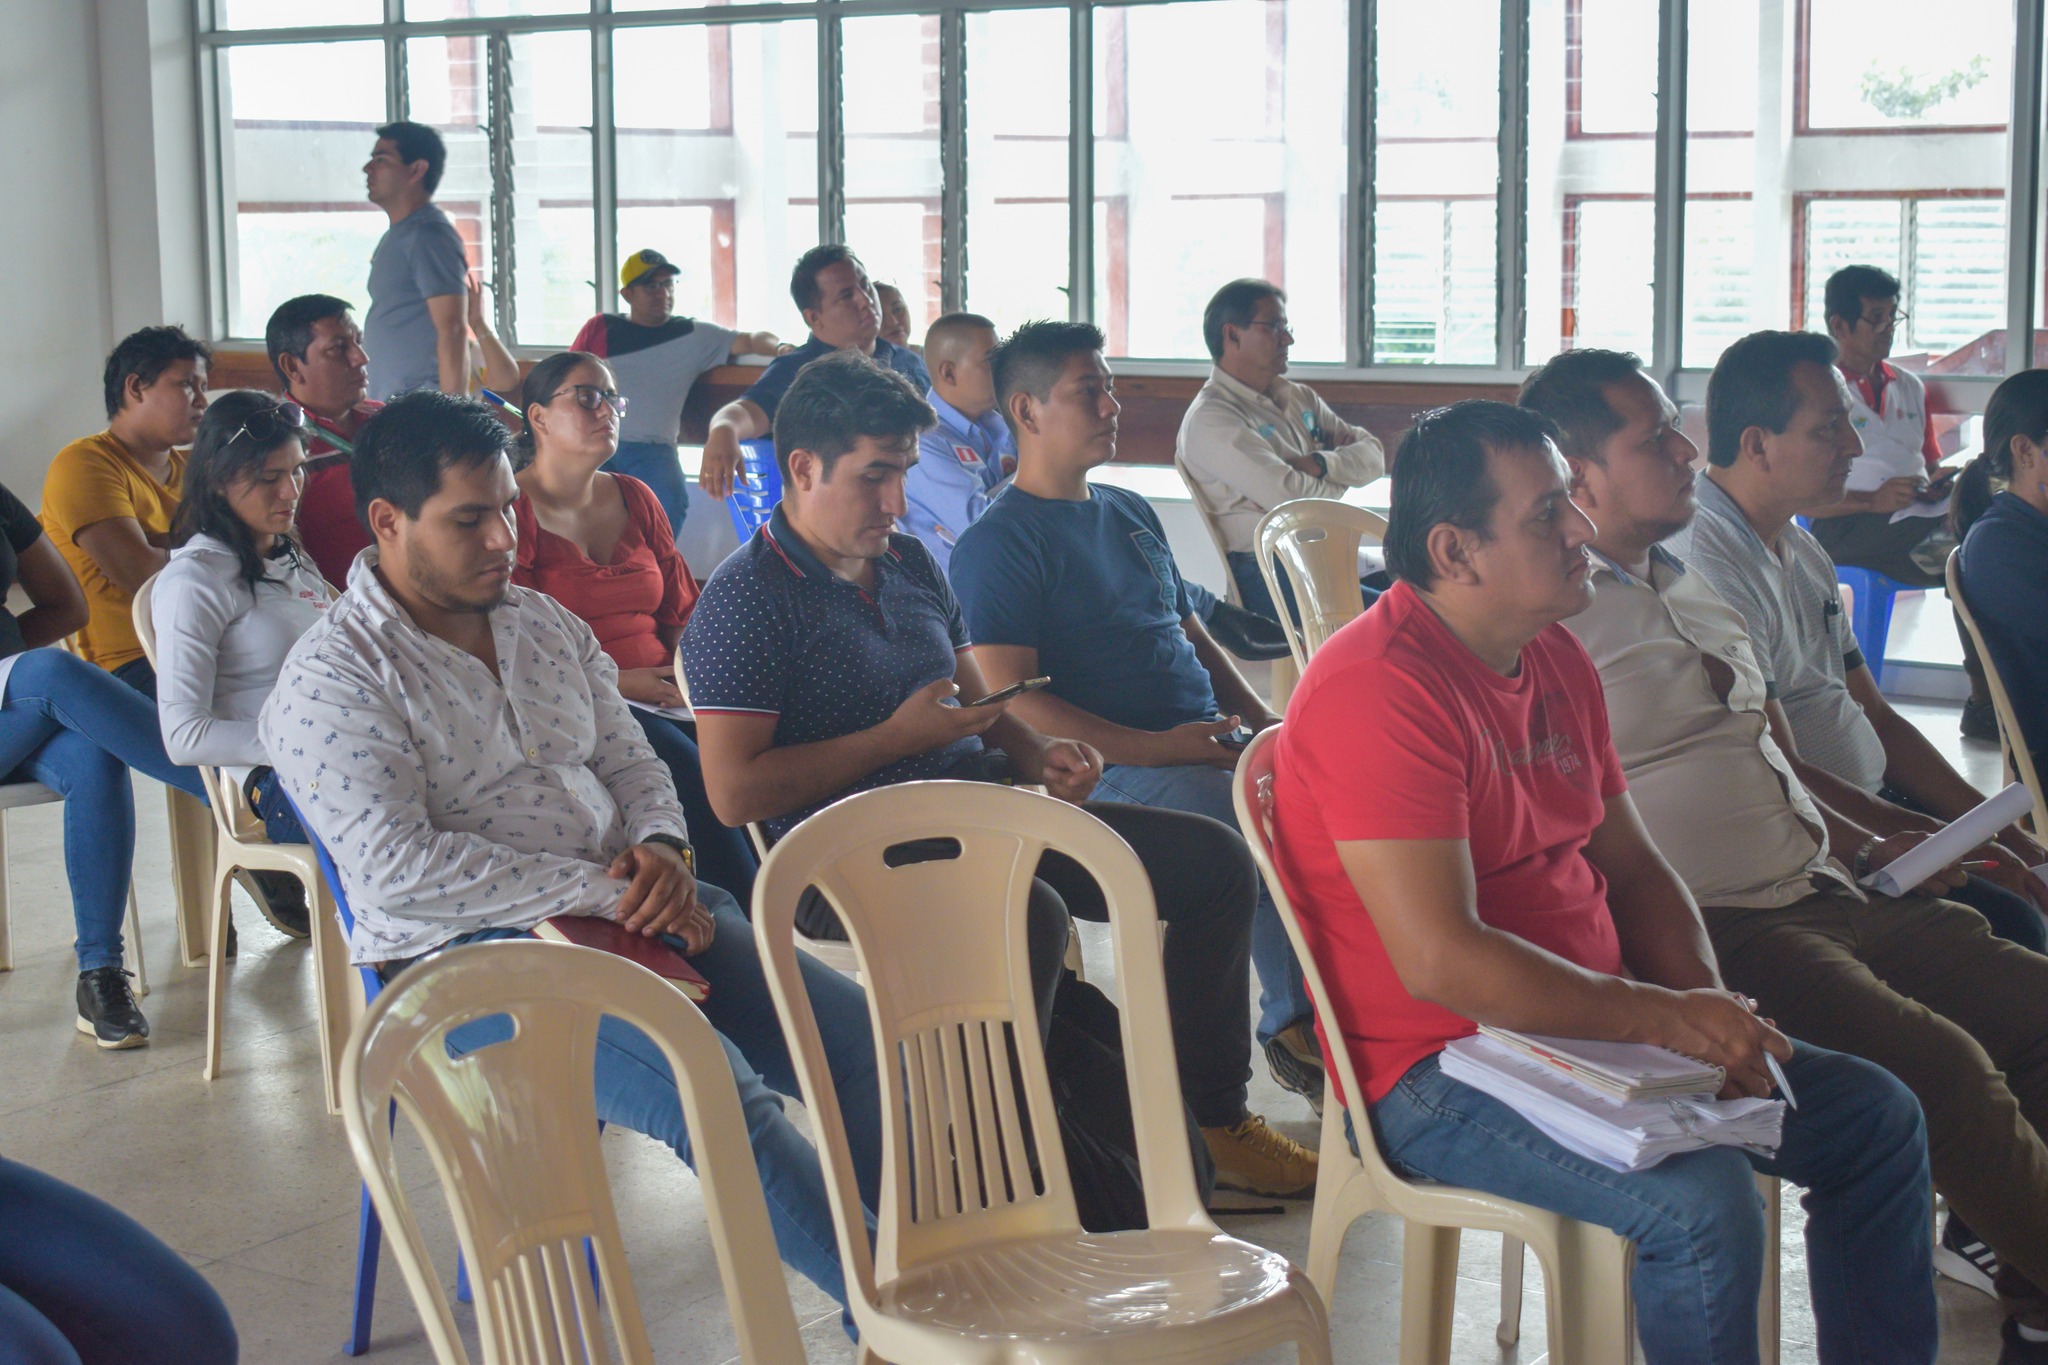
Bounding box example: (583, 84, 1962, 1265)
(1567, 546, 1857, 911)
(1175, 366, 1385, 554)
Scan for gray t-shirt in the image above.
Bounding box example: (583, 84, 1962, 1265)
(568, 313, 738, 444)
(365, 203, 469, 400)
(1665, 471, 1890, 792)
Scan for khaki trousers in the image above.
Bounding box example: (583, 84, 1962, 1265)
(1705, 887, 2048, 1296)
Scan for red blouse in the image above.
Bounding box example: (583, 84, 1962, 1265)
(512, 473, 699, 671)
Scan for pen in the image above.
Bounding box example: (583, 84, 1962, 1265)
(1764, 1052, 1797, 1109)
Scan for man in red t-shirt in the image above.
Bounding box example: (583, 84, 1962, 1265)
(1271, 400, 1935, 1361)
(266, 295, 385, 585)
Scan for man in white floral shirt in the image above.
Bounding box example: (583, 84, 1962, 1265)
(259, 389, 881, 1319)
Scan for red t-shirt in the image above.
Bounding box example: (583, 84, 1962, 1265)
(299, 402, 384, 586)
(512, 473, 699, 671)
(1270, 581, 1628, 1104)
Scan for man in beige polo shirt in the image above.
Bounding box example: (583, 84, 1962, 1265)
(1175, 278, 1384, 621)
(1521, 347, 2048, 1357)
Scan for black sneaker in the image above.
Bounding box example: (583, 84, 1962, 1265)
(75, 967, 149, 1049)
(1205, 599, 1294, 662)
(1263, 1019, 1326, 1117)
(1963, 697, 2003, 743)
(1937, 1210, 2000, 1298)
(234, 869, 309, 939)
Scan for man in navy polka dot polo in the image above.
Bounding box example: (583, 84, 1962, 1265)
(684, 351, 1319, 1199)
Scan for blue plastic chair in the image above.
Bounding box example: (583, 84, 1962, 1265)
(724, 438, 783, 542)
(1794, 517, 1907, 684)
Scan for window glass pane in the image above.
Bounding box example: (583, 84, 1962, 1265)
(1094, 0, 1349, 361)
(1805, 0, 2010, 130)
(1683, 197, 1754, 364)
(1529, 0, 1654, 360)
(1678, 0, 1760, 367)
(1802, 197, 2006, 357)
(614, 20, 818, 335)
(965, 9, 1071, 328)
(1372, 0, 1499, 364)
(406, 35, 494, 343)
(222, 41, 388, 339)
(508, 31, 594, 347)
(842, 15, 943, 337)
(406, 0, 586, 19)
(221, 0, 381, 27)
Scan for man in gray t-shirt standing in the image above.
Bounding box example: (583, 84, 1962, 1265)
(363, 120, 470, 400)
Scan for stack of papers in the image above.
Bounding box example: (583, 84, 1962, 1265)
(1477, 1027, 1725, 1101)
(1441, 1035, 1785, 1173)
(1859, 782, 2033, 897)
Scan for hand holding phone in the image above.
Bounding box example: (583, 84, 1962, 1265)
(968, 675, 1052, 707)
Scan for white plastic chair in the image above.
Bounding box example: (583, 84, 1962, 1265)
(339, 939, 807, 1365)
(0, 780, 150, 994)
(1948, 549, 2048, 837)
(752, 779, 1331, 1364)
(1174, 452, 1299, 712)
(1253, 499, 1389, 674)
(1233, 726, 1784, 1364)
(133, 574, 354, 1113)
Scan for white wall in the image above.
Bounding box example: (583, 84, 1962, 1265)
(0, 2, 115, 498)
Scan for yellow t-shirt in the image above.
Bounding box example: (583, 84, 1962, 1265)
(40, 432, 185, 671)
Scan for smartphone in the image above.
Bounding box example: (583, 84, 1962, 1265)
(968, 675, 1052, 707)
(1215, 725, 1256, 751)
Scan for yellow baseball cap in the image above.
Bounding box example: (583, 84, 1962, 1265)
(620, 249, 679, 292)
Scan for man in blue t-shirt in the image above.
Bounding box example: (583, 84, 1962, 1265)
(683, 350, 1317, 1197)
(948, 321, 1322, 1111)
(697, 245, 930, 504)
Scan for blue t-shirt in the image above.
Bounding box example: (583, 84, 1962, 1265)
(742, 335, 932, 423)
(680, 506, 983, 839)
(949, 482, 1218, 732)
(365, 203, 470, 400)
(1959, 490, 2048, 775)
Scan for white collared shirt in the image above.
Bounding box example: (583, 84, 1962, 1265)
(1175, 366, 1385, 554)
(259, 548, 689, 964)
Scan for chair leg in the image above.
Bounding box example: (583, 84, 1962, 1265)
(1303, 1087, 1374, 1309)
(1758, 1175, 1781, 1365)
(0, 810, 12, 973)
(346, 1183, 382, 1356)
(309, 883, 351, 1117)
(1545, 1218, 1634, 1365)
(202, 867, 233, 1082)
(126, 885, 148, 997)
(167, 788, 216, 968)
(1497, 1235, 1525, 1346)
(1396, 1222, 1461, 1365)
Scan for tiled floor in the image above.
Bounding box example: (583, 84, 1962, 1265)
(0, 696, 2015, 1362)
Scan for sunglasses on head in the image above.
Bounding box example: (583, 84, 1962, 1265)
(549, 384, 629, 415)
(225, 399, 306, 448)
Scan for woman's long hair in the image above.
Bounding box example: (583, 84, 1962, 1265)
(171, 389, 307, 591)
(1954, 369, 2048, 539)
(514, 350, 605, 470)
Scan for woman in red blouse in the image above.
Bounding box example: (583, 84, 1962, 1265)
(513, 351, 758, 899)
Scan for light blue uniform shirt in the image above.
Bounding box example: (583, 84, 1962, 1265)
(902, 392, 1016, 575)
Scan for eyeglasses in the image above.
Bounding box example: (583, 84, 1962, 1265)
(225, 399, 306, 448)
(1859, 309, 1909, 329)
(1244, 320, 1295, 338)
(549, 384, 630, 415)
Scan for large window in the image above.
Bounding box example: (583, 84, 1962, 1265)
(203, 0, 2048, 381)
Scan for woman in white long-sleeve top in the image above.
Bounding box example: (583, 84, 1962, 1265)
(152, 391, 331, 937)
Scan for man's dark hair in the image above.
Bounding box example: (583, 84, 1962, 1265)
(1516, 349, 1647, 465)
(990, 320, 1107, 437)
(265, 294, 355, 390)
(1384, 400, 1558, 591)
(1823, 265, 1901, 328)
(772, 351, 935, 483)
(789, 243, 862, 314)
(1703, 330, 1838, 468)
(375, 120, 449, 196)
(103, 325, 211, 419)
(1201, 278, 1285, 360)
(351, 389, 509, 525)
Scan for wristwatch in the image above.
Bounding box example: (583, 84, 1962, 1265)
(641, 832, 695, 872)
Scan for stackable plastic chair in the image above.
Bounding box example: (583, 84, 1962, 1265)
(132, 575, 353, 1112)
(340, 939, 806, 1365)
(1174, 452, 1299, 711)
(724, 438, 782, 542)
(1234, 727, 1785, 1364)
(1948, 550, 2048, 836)
(753, 780, 1331, 1364)
(1253, 499, 1390, 672)
(0, 780, 150, 993)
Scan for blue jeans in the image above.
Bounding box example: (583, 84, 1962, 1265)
(245, 769, 307, 846)
(604, 441, 689, 539)
(1367, 1044, 1937, 1365)
(109, 656, 157, 701)
(0, 1155, 237, 1364)
(433, 886, 882, 1317)
(0, 650, 205, 971)
(1094, 760, 1312, 1042)
(628, 710, 759, 905)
